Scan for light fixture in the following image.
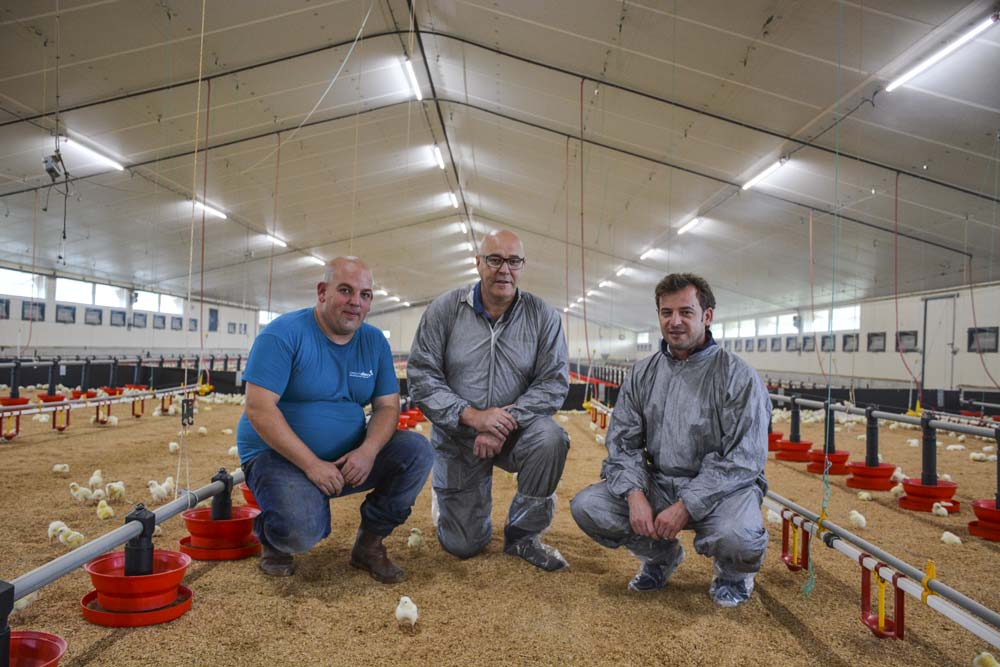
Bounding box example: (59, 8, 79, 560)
(639, 249, 655, 261)
(433, 145, 445, 170)
(677, 217, 700, 235)
(459, 222, 468, 234)
(60, 136, 124, 171)
(576, 296, 584, 303)
(401, 58, 422, 101)
(374, 289, 388, 296)
(569, 303, 578, 309)
(402, 301, 411, 307)
(615, 267, 628, 277)
(599, 280, 610, 288)
(194, 201, 227, 219)
(886, 12, 998, 92)
(388, 296, 401, 302)
(466, 256, 477, 264)
(587, 289, 596, 296)
(462, 242, 473, 252)
(742, 158, 786, 191)
(306, 256, 325, 266)
(267, 234, 287, 248)
(563, 307, 569, 313)
(449, 192, 459, 209)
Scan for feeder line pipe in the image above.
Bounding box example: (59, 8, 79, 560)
(7, 470, 244, 601)
(765, 499, 1000, 648)
(770, 394, 997, 438)
(588, 398, 613, 415)
(0, 384, 201, 415)
(765, 492, 1000, 631)
(968, 399, 1000, 410)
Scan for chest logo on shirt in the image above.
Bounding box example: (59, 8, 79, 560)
(349, 369, 374, 379)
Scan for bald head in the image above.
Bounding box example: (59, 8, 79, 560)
(315, 256, 374, 342)
(476, 229, 524, 311)
(323, 256, 371, 285)
(479, 230, 524, 257)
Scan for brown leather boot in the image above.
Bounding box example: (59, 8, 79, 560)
(259, 542, 296, 577)
(350, 528, 405, 584)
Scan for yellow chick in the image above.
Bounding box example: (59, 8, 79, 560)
(891, 467, 906, 483)
(168, 441, 180, 454)
(856, 491, 873, 502)
(847, 510, 866, 530)
(51, 463, 70, 476)
(197, 426, 209, 436)
(88, 469, 103, 489)
(69, 482, 94, 504)
(148, 480, 170, 503)
(48, 520, 68, 542)
(932, 502, 949, 517)
(221, 428, 233, 435)
(59, 530, 85, 549)
(970, 452, 989, 462)
(90, 489, 106, 505)
(890, 483, 906, 498)
(407, 527, 424, 549)
(12, 591, 39, 614)
(153, 524, 163, 538)
(105, 481, 126, 502)
(973, 652, 999, 667)
(96, 499, 115, 520)
(228, 446, 239, 457)
(395, 596, 418, 628)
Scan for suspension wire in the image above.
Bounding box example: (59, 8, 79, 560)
(892, 171, 922, 404)
(265, 135, 282, 316)
(578, 79, 594, 401)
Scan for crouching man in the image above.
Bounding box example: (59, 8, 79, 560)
(571, 273, 769, 606)
(237, 257, 433, 580)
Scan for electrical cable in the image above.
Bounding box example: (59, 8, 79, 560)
(578, 79, 594, 402)
(891, 171, 923, 405)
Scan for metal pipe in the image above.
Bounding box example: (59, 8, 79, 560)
(765, 491, 1000, 631)
(8, 469, 244, 601)
(0, 384, 200, 415)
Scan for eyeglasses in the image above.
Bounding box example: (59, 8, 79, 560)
(479, 254, 525, 270)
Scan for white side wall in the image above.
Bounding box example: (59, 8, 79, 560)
(724, 284, 1000, 390)
(0, 291, 257, 356)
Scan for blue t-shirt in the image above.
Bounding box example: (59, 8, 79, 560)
(236, 308, 399, 464)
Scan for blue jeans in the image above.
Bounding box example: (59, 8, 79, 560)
(244, 430, 433, 554)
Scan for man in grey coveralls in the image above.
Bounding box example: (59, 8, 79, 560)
(570, 273, 770, 606)
(407, 229, 571, 571)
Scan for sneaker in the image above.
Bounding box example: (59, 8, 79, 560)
(709, 573, 756, 607)
(259, 542, 296, 577)
(628, 546, 685, 592)
(503, 536, 569, 572)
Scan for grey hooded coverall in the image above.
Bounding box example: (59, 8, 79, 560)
(407, 284, 570, 558)
(570, 334, 770, 579)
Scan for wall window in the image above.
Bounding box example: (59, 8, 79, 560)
(94, 284, 127, 308)
(382, 330, 392, 340)
(55, 278, 93, 304)
(636, 332, 650, 345)
(259, 310, 279, 325)
(831, 305, 860, 331)
(160, 295, 184, 315)
(739, 319, 755, 337)
(724, 322, 740, 339)
(134, 290, 159, 312)
(802, 309, 830, 333)
(756, 316, 777, 336)
(777, 313, 798, 335)
(0, 268, 45, 299)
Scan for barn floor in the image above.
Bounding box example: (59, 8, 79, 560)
(2, 395, 998, 667)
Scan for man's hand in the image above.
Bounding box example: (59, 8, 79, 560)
(334, 445, 377, 488)
(304, 459, 346, 497)
(473, 432, 505, 459)
(627, 490, 656, 539)
(462, 406, 518, 440)
(654, 501, 690, 541)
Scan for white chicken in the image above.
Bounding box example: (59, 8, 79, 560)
(557, 414, 569, 423)
(588, 422, 598, 432)
(855, 434, 866, 441)
(148, 480, 170, 503)
(51, 463, 70, 476)
(408, 527, 424, 549)
(931, 502, 949, 517)
(168, 441, 180, 454)
(957, 435, 967, 443)
(856, 491, 873, 502)
(12, 591, 39, 614)
(162, 476, 175, 495)
(59, 530, 85, 549)
(197, 426, 209, 436)
(891, 467, 906, 483)
(940, 473, 953, 482)
(47, 520, 68, 542)
(69, 482, 94, 504)
(765, 509, 782, 525)
(847, 510, 866, 530)
(221, 428, 233, 435)
(970, 452, 989, 462)
(890, 483, 906, 498)
(906, 438, 919, 448)
(88, 469, 103, 489)
(105, 481, 126, 502)
(395, 596, 419, 628)
(107, 415, 119, 426)
(96, 499, 115, 520)
(984, 445, 996, 453)
(940, 531, 962, 546)
(153, 524, 163, 538)
(888, 422, 899, 431)
(595, 434, 605, 445)
(945, 444, 966, 451)
(228, 446, 239, 457)
(973, 651, 999, 667)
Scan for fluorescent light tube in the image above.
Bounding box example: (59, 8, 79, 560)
(678, 218, 700, 235)
(587, 289, 596, 296)
(61, 136, 124, 171)
(388, 296, 401, 302)
(267, 235, 287, 248)
(449, 192, 459, 209)
(402, 58, 422, 101)
(742, 159, 785, 191)
(307, 256, 325, 266)
(374, 289, 388, 296)
(466, 256, 477, 264)
(886, 13, 998, 92)
(639, 249, 655, 261)
(459, 222, 468, 234)
(194, 201, 227, 219)
(433, 145, 445, 170)
(599, 280, 610, 288)
(576, 296, 584, 303)
(616, 267, 628, 277)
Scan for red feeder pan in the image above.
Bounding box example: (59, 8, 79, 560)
(960, 410, 984, 418)
(774, 439, 812, 462)
(182, 506, 260, 549)
(397, 415, 414, 430)
(71, 390, 97, 400)
(9, 630, 68, 667)
(768, 432, 784, 452)
(100, 387, 124, 397)
(898, 478, 961, 513)
(0, 397, 30, 407)
(238, 482, 259, 509)
(81, 585, 192, 628)
(805, 449, 850, 475)
(406, 408, 426, 422)
(846, 462, 897, 491)
(179, 534, 261, 560)
(968, 499, 1000, 542)
(37, 393, 66, 403)
(84, 550, 190, 613)
(124, 384, 148, 391)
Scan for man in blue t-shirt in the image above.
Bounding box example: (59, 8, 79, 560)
(237, 256, 432, 581)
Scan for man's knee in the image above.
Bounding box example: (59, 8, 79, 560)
(569, 485, 599, 533)
(437, 524, 491, 559)
(259, 510, 328, 554)
(387, 430, 434, 478)
(521, 418, 570, 463)
(702, 523, 768, 569)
